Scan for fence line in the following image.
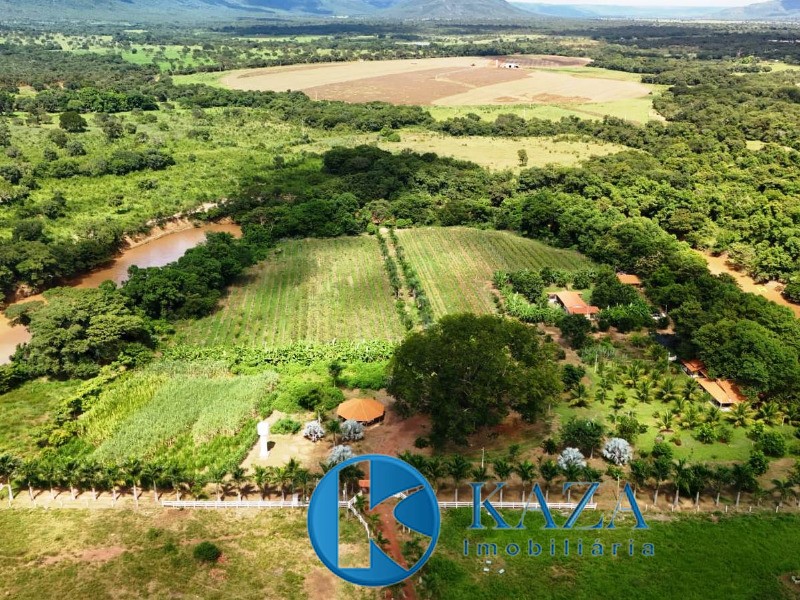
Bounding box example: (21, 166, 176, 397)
(159, 499, 595, 511)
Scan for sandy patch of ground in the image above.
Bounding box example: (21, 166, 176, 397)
(241, 411, 329, 472)
(220, 56, 652, 107)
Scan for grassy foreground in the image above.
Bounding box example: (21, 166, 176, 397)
(425, 511, 800, 600)
(0, 509, 797, 599)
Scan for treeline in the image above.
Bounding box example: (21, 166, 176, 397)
(4, 232, 256, 384)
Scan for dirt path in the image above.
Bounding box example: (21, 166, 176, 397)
(372, 500, 417, 600)
(701, 251, 800, 317)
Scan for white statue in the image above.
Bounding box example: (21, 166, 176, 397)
(257, 420, 270, 459)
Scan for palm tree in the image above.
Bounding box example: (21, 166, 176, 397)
(571, 383, 589, 406)
(230, 466, 249, 501)
(327, 419, 342, 446)
(515, 460, 537, 502)
(253, 466, 271, 501)
(164, 464, 186, 501)
(210, 466, 228, 502)
(709, 465, 732, 506)
(628, 459, 651, 498)
(681, 378, 700, 402)
(771, 478, 796, 508)
(655, 378, 677, 404)
(60, 458, 83, 501)
(651, 456, 672, 505)
(0, 454, 20, 505)
(39, 458, 61, 500)
(561, 463, 583, 502)
(731, 463, 756, 508)
(688, 464, 710, 507)
(141, 462, 165, 504)
(672, 459, 692, 507)
(656, 411, 674, 432)
(470, 464, 489, 484)
(634, 380, 654, 404)
(272, 466, 288, 501)
(491, 458, 514, 503)
(17, 459, 39, 502)
(447, 455, 471, 502)
(538, 459, 560, 501)
(757, 401, 782, 426)
(122, 458, 143, 508)
(705, 406, 722, 425)
(80, 459, 104, 502)
(728, 402, 755, 428)
(424, 456, 447, 494)
(105, 464, 124, 505)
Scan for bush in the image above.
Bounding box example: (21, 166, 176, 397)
(193, 542, 221, 563)
(303, 420, 325, 442)
(602, 438, 633, 465)
(338, 361, 388, 390)
(414, 436, 430, 449)
(755, 430, 787, 457)
(328, 445, 355, 465)
(273, 380, 344, 413)
(271, 417, 301, 435)
(557, 447, 586, 469)
(341, 419, 365, 442)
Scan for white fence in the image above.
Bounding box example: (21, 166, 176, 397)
(160, 498, 595, 511)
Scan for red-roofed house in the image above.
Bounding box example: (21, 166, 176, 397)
(550, 291, 600, 319)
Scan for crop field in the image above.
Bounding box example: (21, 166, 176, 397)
(386, 132, 627, 169)
(177, 236, 406, 346)
(396, 227, 592, 317)
(217, 56, 655, 108)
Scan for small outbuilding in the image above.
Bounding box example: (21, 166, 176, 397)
(337, 398, 386, 425)
(549, 291, 600, 319)
(616, 273, 643, 287)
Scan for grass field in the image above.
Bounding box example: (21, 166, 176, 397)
(385, 132, 627, 169)
(396, 227, 591, 317)
(178, 236, 406, 346)
(430, 511, 800, 600)
(1, 508, 797, 600)
(0, 509, 371, 600)
(0, 379, 82, 457)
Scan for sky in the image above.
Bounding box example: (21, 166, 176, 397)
(517, 0, 756, 5)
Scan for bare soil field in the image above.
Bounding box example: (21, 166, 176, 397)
(220, 56, 653, 107)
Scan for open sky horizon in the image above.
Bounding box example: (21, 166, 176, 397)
(516, 0, 756, 6)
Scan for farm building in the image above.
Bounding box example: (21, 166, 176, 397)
(336, 398, 386, 425)
(680, 358, 708, 378)
(616, 273, 643, 287)
(549, 291, 600, 319)
(697, 378, 746, 409)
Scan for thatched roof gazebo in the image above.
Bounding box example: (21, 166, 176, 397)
(336, 398, 386, 425)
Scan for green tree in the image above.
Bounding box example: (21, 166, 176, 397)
(447, 455, 471, 502)
(389, 314, 561, 446)
(59, 110, 87, 133)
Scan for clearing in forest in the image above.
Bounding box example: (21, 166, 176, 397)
(217, 56, 653, 107)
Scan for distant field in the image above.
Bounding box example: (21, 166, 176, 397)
(215, 56, 654, 108)
(178, 236, 405, 346)
(397, 227, 591, 317)
(381, 132, 627, 169)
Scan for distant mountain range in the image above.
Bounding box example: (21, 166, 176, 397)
(1, 0, 800, 22)
(0, 0, 526, 21)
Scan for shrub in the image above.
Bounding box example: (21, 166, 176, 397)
(328, 445, 355, 465)
(339, 361, 388, 390)
(694, 423, 717, 445)
(340, 419, 365, 442)
(557, 447, 586, 469)
(303, 420, 325, 442)
(602, 438, 633, 465)
(755, 430, 787, 457)
(414, 436, 430, 449)
(271, 417, 301, 435)
(193, 542, 221, 563)
(273, 380, 344, 413)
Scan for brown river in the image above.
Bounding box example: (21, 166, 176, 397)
(0, 222, 241, 364)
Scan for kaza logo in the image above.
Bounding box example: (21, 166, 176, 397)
(307, 454, 440, 587)
(469, 482, 649, 530)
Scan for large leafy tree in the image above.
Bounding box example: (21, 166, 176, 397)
(11, 286, 152, 378)
(389, 314, 561, 446)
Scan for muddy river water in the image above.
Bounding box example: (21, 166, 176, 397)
(0, 222, 241, 364)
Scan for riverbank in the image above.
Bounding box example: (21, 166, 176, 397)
(0, 220, 242, 364)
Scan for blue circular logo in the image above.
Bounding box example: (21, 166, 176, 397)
(307, 454, 440, 587)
